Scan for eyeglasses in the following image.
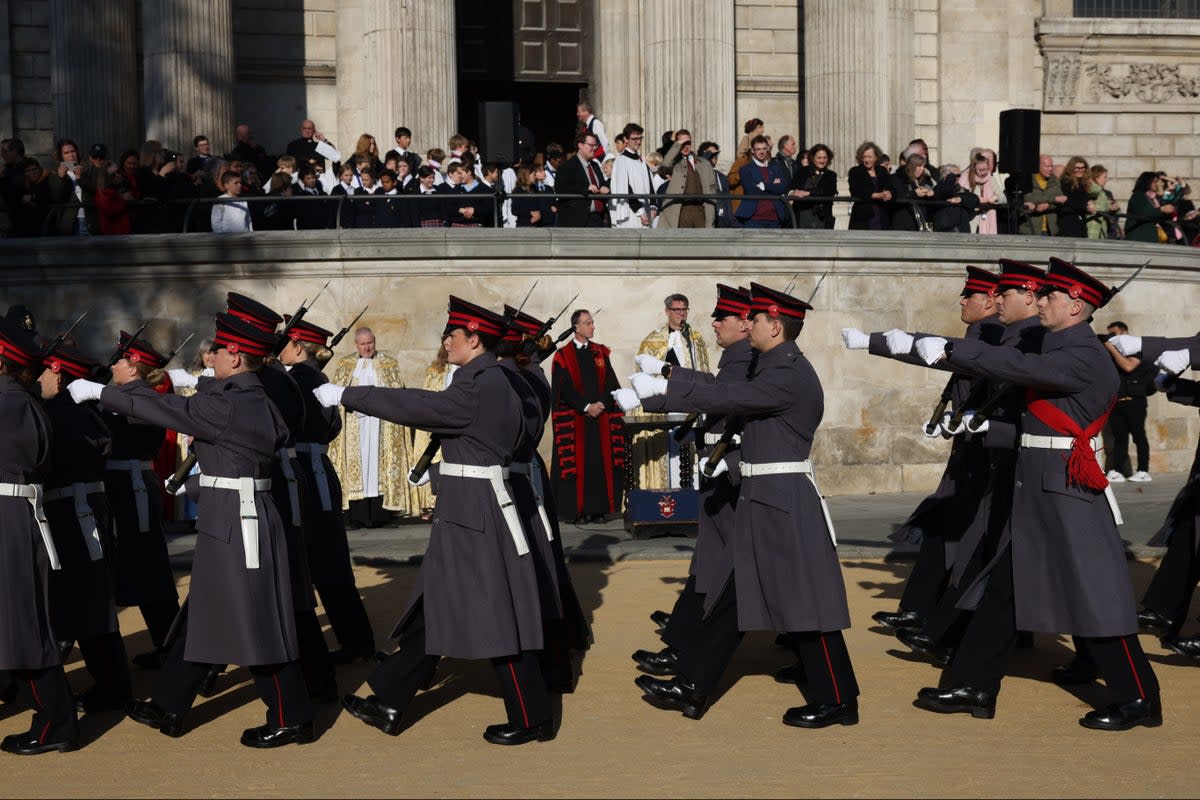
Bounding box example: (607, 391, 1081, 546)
(628, 136, 643, 141)
(667, 306, 689, 313)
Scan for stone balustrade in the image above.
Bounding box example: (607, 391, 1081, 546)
(4, 229, 1196, 495)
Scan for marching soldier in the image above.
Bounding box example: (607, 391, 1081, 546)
(70, 313, 315, 747)
(38, 345, 133, 712)
(102, 332, 181, 668)
(618, 284, 755, 679)
(628, 283, 860, 728)
(327, 297, 555, 745)
(890, 258, 1161, 730)
(845, 266, 1001, 634)
(0, 316, 80, 755)
(275, 314, 376, 665)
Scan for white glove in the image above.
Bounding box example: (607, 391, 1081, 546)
(1155, 349, 1190, 376)
(407, 470, 430, 487)
(885, 330, 915, 356)
(699, 455, 728, 478)
(635, 353, 668, 376)
(841, 328, 870, 350)
(67, 379, 104, 404)
(922, 421, 943, 438)
(167, 368, 198, 389)
(962, 412, 989, 435)
(915, 336, 948, 366)
(164, 477, 187, 497)
(942, 411, 966, 436)
(630, 373, 668, 399)
(200, 367, 215, 377)
(312, 384, 345, 408)
(611, 388, 641, 412)
(1108, 334, 1142, 356)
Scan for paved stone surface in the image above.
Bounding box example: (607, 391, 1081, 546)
(3, 552, 1198, 797)
(164, 471, 1187, 566)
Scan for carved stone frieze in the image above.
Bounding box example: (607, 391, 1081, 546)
(1045, 54, 1082, 107)
(1085, 63, 1200, 104)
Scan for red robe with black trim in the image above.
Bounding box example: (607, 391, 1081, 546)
(550, 341, 625, 520)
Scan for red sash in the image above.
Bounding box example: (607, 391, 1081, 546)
(1024, 388, 1114, 491)
(552, 343, 625, 512)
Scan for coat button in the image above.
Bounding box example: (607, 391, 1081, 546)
(1015, 481, 1022, 488)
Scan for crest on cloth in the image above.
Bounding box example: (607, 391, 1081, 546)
(658, 494, 677, 518)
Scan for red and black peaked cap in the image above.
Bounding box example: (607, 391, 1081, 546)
(1039, 257, 1114, 309)
(749, 282, 812, 321)
(282, 314, 334, 346)
(712, 284, 752, 319)
(118, 331, 168, 368)
(0, 314, 44, 367)
(213, 312, 275, 357)
(961, 266, 1000, 297)
(226, 292, 283, 334)
(444, 296, 505, 338)
(996, 259, 1046, 293)
(501, 305, 545, 343)
(43, 344, 99, 379)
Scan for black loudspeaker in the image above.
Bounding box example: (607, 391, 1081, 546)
(478, 101, 518, 165)
(998, 109, 1041, 175)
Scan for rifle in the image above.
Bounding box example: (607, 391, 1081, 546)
(553, 305, 603, 347)
(272, 279, 331, 357)
(43, 311, 87, 361)
(924, 374, 957, 436)
(166, 453, 196, 496)
(319, 305, 368, 371)
(108, 319, 149, 366)
(943, 379, 993, 436)
(161, 331, 196, 368)
(521, 293, 578, 359)
(701, 417, 745, 478)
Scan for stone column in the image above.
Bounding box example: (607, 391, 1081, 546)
(642, 0, 736, 155)
(340, 0, 457, 158)
(804, 0, 914, 171)
(591, 0, 644, 139)
(50, 0, 139, 151)
(141, 0, 235, 153)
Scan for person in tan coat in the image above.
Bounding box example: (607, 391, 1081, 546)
(656, 131, 718, 229)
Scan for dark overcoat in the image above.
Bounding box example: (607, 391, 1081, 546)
(1138, 334, 1200, 547)
(101, 371, 298, 665)
(945, 321, 1135, 636)
(659, 340, 852, 633)
(0, 375, 59, 669)
(341, 351, 545, 659)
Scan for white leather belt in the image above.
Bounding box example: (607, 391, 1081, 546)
(295, 442, 332, 511)
(44, 481, 106, 561)
(0, 482, 60, 569)
(738, 460, 837, 546)
(198, 475, 272, 569)
(703, 432, 741, 446)
(1017, 434, 1122, 525)
(106, 459, 155, 532)
(277, 447, 301, 526)
(439, 462, 528, 555)
(509, 459, 554, 542)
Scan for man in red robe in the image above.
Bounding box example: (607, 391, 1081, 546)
(551, 309, 625, 523)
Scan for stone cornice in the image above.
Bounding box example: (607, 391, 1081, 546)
(2, 230, 1194, 286)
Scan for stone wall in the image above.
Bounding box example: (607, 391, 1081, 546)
(3, 229, 1197, 494)
(734, 0, 800, 150)
(8, 0, 52, 161)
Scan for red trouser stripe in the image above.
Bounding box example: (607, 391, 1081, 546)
(507, 662, 530, 728)
(1120, 636, 1147, 700)
(28, 679, 42, 709)
(272, 672, 286, 727)
(39, 722, 50, 745)
(819, 635, 842, 705)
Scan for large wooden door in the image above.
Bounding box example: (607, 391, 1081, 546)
(513, 0, 590, 83)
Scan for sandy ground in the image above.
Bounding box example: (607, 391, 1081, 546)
(1, 557, 1196, 798)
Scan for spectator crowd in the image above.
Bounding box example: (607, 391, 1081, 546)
(0, 104, 1196, 245)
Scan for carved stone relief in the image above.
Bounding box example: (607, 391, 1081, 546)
(1085, 63, 1200, 104)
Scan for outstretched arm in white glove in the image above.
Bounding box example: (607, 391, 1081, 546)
(841, 328, 870, 350)
(630, 373, 668, 399)
(1107, 334, 1142, 357)
(634, 353, 668, 376)
(67, 379, 104, 404)
(611, 388, 641, 412)
(312, 384, 346, 408)
(167, 368, 198, 389)
(914, 337, 948, 366)
(1155, 349, 1190, 376)
(885, 330, 915, 356)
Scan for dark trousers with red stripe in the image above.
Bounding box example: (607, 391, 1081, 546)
(10, 666, 78, 743)
(677, 575, 859, 705)
(370, 607, 552, 728)
(950, 545, 1158, 703)
(1141, 520, 1199, 636)
(661, 574, 706, 653)
(153, 616, 313, 727)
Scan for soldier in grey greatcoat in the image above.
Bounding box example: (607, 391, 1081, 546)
(0, 316, 80, 756)
(70, 313, 315, 748)
(328, 297, 555, 747)
(629, 283, 860, 729)
(622, 284, 755, 678)
(893, 258, 1161, 731)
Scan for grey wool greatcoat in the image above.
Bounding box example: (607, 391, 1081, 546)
(100, 372, 299, 665)
(43, 393, 119, 643)
(643, 337, 755, 618)
(658, 339, 852, 633)
(0, 374, 60, 669)
(943, 321, 1136, 637)
(869, 319, 1002, 549)
(341, 350, 545, 659)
